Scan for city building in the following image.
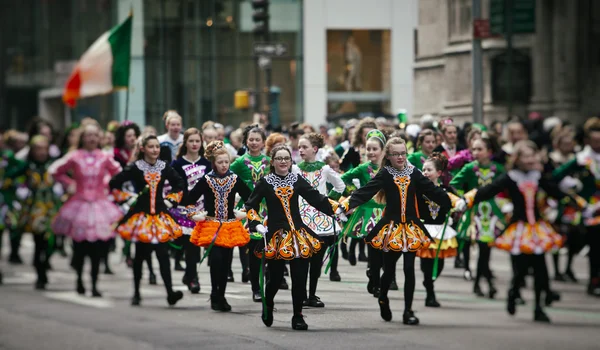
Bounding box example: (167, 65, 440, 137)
(414, 0, 597, 125)
(1, 0, 417, 131)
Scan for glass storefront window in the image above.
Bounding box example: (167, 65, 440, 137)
(143, 0, 303, 130)
(326, 30, 391, 117)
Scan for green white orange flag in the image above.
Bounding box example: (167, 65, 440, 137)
(63, 15, 132, 107)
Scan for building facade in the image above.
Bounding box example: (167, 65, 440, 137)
(414, 0, 597, 125)
(1, 0, 303, 130)
(303, 0, 417, 127)
(1, 0, 418, 131)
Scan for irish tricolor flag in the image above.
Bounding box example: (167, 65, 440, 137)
(63, 15, 132, 107)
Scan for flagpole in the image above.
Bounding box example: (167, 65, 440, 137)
(124, 7, 133, 121)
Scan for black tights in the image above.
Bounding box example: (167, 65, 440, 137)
(420, 257, 444, 295)
(510, 254, 549, 311)
(462, 240, 471, 271)
(308, 236, 336, 297)
(349, 238, 366, 259)
(246, 239, 261, 293)
(72, 240, 106, 290)
(133, 242, 173, 297)
(183, 236, 200, 281)
(33, 234, 49, 284)
(229, 246, 248, 276)
(381, 251, 416, 312)
(210, 246, 233, 298)
(101, 238, 115, 271)
(124, 239, 155, 275)
(265, 259, 309, 316)
(367, 245, 383, 286)
(587, 226, 600, 283)
(475, 242, 493, 287)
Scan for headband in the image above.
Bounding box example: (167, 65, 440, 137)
(366, 129, 386, 146)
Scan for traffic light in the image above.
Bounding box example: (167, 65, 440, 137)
(252, 0, 269, 38)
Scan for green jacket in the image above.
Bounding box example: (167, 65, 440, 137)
(407, 151, 426, 171)
(450, 160, 505, 195)
(331, 162, 379, 197)
(553, 146, 600, 201)
(230, 153, 270, 191)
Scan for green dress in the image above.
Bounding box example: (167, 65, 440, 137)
(230, 153, 270, 238)
(450, 161, 506, 243)
(0, 150, 26, 231)
(10, 160, 63, 236)
(332, 162, 385, 239)
(407, 151, 427, 171)
(553, 146, 600, 227)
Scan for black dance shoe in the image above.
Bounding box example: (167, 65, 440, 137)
(564, 270, 578, 283)
(473, 284, 485, 297)
(167, 291, 184, 306)
(545, 290, 560, 306)
(92, 288, 102, 298)
(402, 310, 419, 325)
(378, 297, 392, 321)
(227, 270, 234, 282)
(534, 308, 551, 323)
(174, 261, 185, 271)
(425, 296, 441, 308)
(554, 273, 566, 282)
(341, 244, 348, 260)
(189, 279, 200, 294)
(280, 278, 289, 290)
(8, 254, 23, 265)
(242, 268, 250, 283)
(291, 315, 308, 330)
(252, 291, 262, 303)
(131, 294, 141, 306)
(358, 252, 368, 262)
(372, 287, 381, 298)
(329, 270, 341, 282)
(507, 290, 517, 315)
(104, 266, 114, 275)
(454, 257, 464, 269)
(149, 272, 157, 285)
(76, 280, 86, 295)
(367, 279, 374, 294)
(389, 279, 399, 291)
(348, 254, 357, 266)
(488, 284, 497, 299)
(308, 295, 325, 308)
(262, 304, 274, 327)
(35, 280, 46, 290)
(220, 298, 232, 312)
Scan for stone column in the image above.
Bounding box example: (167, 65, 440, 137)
(528, 0, 553, 115)
(552, 0, 579, 120)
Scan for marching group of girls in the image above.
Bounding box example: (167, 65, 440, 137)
(1, 111, 600, 331)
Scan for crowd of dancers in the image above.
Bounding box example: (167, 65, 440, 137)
(1, 111, 599, 330)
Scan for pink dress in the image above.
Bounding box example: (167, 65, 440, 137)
(50, 149, 123, 242)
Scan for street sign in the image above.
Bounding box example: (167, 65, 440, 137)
(257, 56, 272, 69)
(253, 42, 288, 57)
(473, 19, 491, 39)
(490, 0, 535, 35)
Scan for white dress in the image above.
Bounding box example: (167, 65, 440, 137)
(293, 161, 345, 236)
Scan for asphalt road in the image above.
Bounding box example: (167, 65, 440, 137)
(0, 235, 598, 350)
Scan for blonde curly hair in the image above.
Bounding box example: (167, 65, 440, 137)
(204, 140, 229, 162)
